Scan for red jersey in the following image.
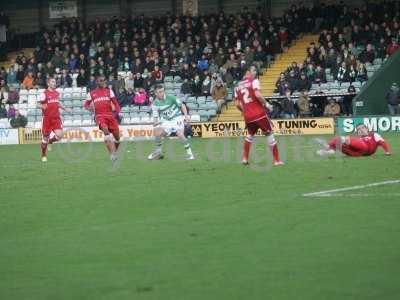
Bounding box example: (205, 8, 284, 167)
(84, 88, 121, 117)
(360, 133, 390, 155)
(235, 77, 267, 123)
(39, 89, 61, 118)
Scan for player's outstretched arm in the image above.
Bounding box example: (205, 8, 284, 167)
(374, 133, 391, 155)
(378, 140, 391, 155)
(181, 103, 190, 122)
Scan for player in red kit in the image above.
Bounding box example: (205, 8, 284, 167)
(235, 65, 284, 166)
(39, 77, 71, 162)
(84, 76, 121, 161)
(316, 124, 391, 157)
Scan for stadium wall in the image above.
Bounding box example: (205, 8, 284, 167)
(353, 50, 400, 116)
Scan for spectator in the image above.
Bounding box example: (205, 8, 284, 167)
(35, 72, 46, 88)
(59, 69, 72, 88)
(0, 86, 7, 104)
(133, 88, 148, 106)
(88, 75, 96, 91)
(281, 91, 295, 118)
(360, 44, 375, 64)
(142, 71, 152, 91)
(336, 62, 348, 82)
(77, 69, 88, 87)
(324, 98, 341, 116)
(0, 103, 6, 118)
(356, 63, 368, 82)
(6, 65, 18, 86)
(7, 104, 16, 119)
(201, 75, 212, 97)
(115, 87, 129, 107)
(180, 79, 193, 96)
(310, 85, 326, 117)
(313, 65, 326, 84)
(151, 65, 163, 83)
(160, 58, 170, 77)
(6, 86, 19, 104)
(286, 70, 298, 92)
(297, 73, 311, 91)
(197, 54, 209, 72)
(22, 71, 35, 89)
(348, 65, 357, 83)
(211, 79, 228, 112)
(342, 85, 356, 116)
(387, 38, 399, 56)
(386, 83, 400, 115)
(134, 73, 144, 89)
(192, 75, 202, 97)
(124, 72, 134, 90)
(297, 90, 311, 117)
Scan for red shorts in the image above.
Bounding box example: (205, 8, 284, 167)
(246, 117, 273, 136)
(42, 116, 62, 136)
(96, 115, 119, 135)
(329, 137, 369, 157)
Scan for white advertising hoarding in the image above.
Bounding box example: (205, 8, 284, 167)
(0, 128, 19, 145)
(49, 1, 78, 19)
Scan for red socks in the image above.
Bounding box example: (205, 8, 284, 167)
(243, 135, 281, 163)
(41, 142, 48, 157)
(271, 144, 280, 162)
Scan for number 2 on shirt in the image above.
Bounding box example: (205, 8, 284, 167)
(241, 87, 252, 103)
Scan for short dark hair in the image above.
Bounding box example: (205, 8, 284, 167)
(154, 84, 164, 90)
(246, 64, 257, 72)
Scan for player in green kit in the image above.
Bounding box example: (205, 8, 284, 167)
(148, 84, 195, 160)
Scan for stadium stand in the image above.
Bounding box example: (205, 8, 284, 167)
(0, 1, 399, 128)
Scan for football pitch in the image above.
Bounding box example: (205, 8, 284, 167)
(1, 135, 400, 300)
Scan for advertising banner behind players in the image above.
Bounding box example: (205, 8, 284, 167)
(49, 1, 78, 19)
(194, 118, 334, 138)
(19, 125, 154, 144)
(337, 116, 400, 134)
(0, 128, 19, 145)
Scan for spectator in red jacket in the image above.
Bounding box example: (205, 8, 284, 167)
(387, 38, 399, 56)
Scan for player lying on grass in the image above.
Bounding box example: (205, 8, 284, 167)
(39, 77, 72, 162)
(148, 84, 194, 160)
(235, 65, 283, 166)
(316, 124, 391, 157)
(84, 75, 121, 162)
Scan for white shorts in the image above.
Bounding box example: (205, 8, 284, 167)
(160, 116, 185, 136)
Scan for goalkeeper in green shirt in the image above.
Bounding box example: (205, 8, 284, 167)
(148, 84, 195, 160)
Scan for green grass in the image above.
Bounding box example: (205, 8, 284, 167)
(1, 135, 400, 300)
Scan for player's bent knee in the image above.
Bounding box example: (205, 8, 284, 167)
(266, 134, 277, 146)
(245, 135, 254, 143)
(55, 130, 63, 140)
(104, 134, 113, 142)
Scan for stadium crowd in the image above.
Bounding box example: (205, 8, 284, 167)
(0, 1, 399, 124)
(274, 1, 400, 118)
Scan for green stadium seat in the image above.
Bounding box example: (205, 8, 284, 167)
(186, 97, 196, 103)
(207, 109, 217, 117)
(187, 103, 198, 110)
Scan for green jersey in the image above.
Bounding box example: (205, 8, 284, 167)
(152, 94, 183, 121)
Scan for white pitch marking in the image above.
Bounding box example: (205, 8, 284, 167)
(303, 180, 400, 197)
